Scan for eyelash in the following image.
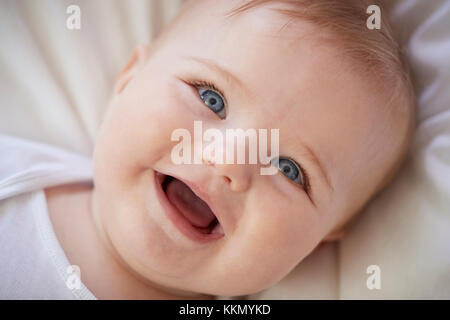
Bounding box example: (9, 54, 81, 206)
(185, 79, 227, 104)
(295, 162, 311, 195)
(184, 79, 312, 196)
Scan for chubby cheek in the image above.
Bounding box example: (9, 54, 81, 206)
(96, 76, 183, 175)
(216, 188, 321, 295)
(92, 69, 223, 284)
(92, 71, 176, 249)
(92, 63, 192, 215)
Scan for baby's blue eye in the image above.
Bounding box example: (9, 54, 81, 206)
(271, 157, 305, 185)
(198, 88, 226, 119)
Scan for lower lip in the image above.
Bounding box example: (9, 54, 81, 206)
(154, 171, 224, 244)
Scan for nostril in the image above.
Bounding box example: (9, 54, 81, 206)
(223, 176, 231, 184)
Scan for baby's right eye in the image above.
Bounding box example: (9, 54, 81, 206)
(197, 87, 226, 119)
(186, 80, 227, 119)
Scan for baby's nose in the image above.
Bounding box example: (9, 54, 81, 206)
(202, 153, 251, 193)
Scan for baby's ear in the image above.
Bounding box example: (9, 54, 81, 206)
(113, 44, 150, 95)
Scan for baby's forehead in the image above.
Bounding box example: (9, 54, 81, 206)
(173, 1, 347, 95)
(176, 0, 327, 47)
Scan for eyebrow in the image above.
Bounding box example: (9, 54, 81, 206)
(183, 56, 245, 91)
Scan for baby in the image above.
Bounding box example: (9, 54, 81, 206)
(41, 0, 414, 299)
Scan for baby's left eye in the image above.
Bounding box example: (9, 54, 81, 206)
(271, 157, 305, 186)
(197, 88, 226, 119)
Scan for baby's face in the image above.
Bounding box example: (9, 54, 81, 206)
(92, 0, 399, 296)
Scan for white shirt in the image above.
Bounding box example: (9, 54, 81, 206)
(0, 134, 97, 299)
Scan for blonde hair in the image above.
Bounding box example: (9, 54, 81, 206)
(228, 0, 416, 232)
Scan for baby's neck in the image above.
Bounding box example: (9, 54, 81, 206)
(45, 183, 212, 300)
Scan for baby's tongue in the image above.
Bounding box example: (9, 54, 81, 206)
(165, 178, 216, 228)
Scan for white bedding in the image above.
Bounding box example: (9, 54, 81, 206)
(1, 0, 449, 299)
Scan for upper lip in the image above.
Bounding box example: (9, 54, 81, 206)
(158, 171, 224, 233)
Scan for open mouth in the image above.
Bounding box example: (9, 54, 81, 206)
(154, 171, 224, 243)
